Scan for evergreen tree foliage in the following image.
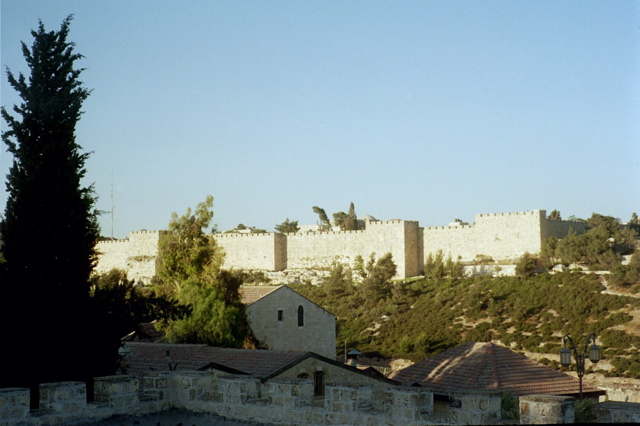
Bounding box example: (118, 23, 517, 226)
(424, 250, 464, 279)
(0, 17, 101, 390)
(359, 252, 396, 299)
(332, 202, 359, 231)
(608, 251, 640, 290)
(346, 202, 358, 231)
(630, 212, 639, 232)
(545, 213, 638, 270)
(333, 211, 348, 230)
(548, 210, 562, 220)
(353, 254, 367, 280)
(312, 206, 330, 229)
(292, 272, 640, 376)
(324, 262, 355, 296)
(89, 269, 188, 372)
(515, 252, 542, 277)
(155, 196, 251, 347)
(275, 218, 300, 233)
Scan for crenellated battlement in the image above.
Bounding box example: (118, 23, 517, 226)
(97, 238, 129, 245)
(367, 219, 417, 226)
(3, 373, 636, 425)
(95, 209, 587, 280)
(293, 229, 367, 236)
(476, 209, 543, 218)
(424, 224, 474, 230)
(0, 373, 502, 425)
(215, 232, 276, 238)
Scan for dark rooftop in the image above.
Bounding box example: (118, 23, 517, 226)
(120, 342, 307, 378)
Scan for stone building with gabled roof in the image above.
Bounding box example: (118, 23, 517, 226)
(119, 342, 399, 399)
(242, 285, 337, 360)
(389, 342, 605, 400)
(119, 285, 337, 360)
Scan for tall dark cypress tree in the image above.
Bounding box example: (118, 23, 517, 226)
(0, 16, 100, 392)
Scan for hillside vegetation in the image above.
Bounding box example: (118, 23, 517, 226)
(290, 212, 640, 378)
(290, 271, 640, 378)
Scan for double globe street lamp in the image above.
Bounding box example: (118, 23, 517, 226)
(560, 333, 600, 401)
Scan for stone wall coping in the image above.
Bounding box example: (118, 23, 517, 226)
(4, 375, 640, 425)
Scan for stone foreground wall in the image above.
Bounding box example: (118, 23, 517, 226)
(0, 373, 498, 425)
(95, 210, 585, 280)
(3, 374, 640, 425)
(519, 395, 575, 424)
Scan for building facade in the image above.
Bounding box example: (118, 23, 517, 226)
(245, 286, 337, 359)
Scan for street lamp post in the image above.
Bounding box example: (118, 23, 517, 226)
(559, 333, 600, 401)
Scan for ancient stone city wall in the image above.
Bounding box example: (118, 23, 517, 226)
(215, 232, 286, 271)
(95, 210, 585, 280)
(283, 220, 420, 278)
(422, 210, 587, 263)
(94, 230, 161, 284)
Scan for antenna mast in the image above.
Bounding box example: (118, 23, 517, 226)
(110, 173, 115, 239)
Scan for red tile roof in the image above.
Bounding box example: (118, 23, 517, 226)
(120, 342, 400, 386)
(120, 342, 307, 378)
(388, 342, 605, 398)
(239, 285, 281, 305)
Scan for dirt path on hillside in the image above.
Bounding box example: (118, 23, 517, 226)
(600, 277, 640, 298)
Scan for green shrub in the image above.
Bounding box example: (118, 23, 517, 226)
(500, 392, 519, 420)
(290, 272, 640, 369)
(575, 398, 597, 423)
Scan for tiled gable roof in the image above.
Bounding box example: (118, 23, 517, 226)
(239, 285, 282, 305)
(120, 342, 399, 386)
(120, 342, 307, 378)
(243, 285, 336, 318)
(389, 342, 605, 398)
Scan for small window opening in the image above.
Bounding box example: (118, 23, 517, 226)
(277, 310, 283, 321)
(297, 305, 304, 327)
(313, 371, 325, 396)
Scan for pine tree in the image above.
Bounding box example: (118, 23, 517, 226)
(345, 202, 358, 231)
(0, 17, 100, 390)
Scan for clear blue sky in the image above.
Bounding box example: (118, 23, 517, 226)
(2, 1, 639, 238)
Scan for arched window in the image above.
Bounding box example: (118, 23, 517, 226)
(297, 305, 304, 327)
(313, 371, 325, 396)
(297, 373, 309, 379)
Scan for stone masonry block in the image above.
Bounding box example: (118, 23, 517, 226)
(39, 382, 87, 413)
(94, 375, 139, 406)
(358, 386, 373, 410)
(520, 395, 575, 424)
(219, 376, 260, 404)
(596, 401, 640, 423)
(268, 379, 312, 408)
(0, 388, 30, 422)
